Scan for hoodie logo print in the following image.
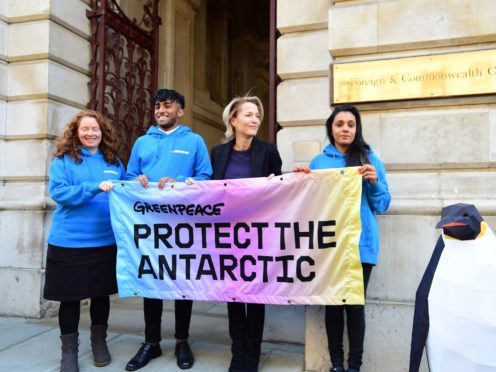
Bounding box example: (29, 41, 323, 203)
(172, 150, 190, 155)
(104, 170, 119, 175)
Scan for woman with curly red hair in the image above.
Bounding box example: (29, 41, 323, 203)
(43, 110, 125, 372)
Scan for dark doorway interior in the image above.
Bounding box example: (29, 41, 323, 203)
(205, 0, 271, 141)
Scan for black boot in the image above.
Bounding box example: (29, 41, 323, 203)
(60, 332, 79, 372)
(228, 337, 245, 372)
(244, 338, 262, 372)
(330, 367, 345, 372)
(90, 325, 111, 367)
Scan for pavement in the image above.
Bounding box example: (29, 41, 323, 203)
(0, 298, 305, 372)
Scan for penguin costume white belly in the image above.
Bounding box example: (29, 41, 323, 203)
(409, 203, 496, 372)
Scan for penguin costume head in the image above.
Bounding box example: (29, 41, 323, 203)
(435, 203, 483, 240)
(410, 203, 496, 372)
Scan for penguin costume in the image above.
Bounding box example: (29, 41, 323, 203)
(409, 203, 496, 372)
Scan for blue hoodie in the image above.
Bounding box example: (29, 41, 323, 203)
(48, 149, 126, 248)
(126, 124, 212, 181)
(310, 144, 391, 265)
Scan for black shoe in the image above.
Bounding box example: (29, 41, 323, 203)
(330, 367, 345, 372)
(175, 341, 195, 369)
(347, 369, 360, 372)
(125, 343, 162, 371)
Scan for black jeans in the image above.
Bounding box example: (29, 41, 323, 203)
(59, 296, 110, 335)
(144, 298, 192, 343)
(325, 263, 373, 370)
(228, 302, 265, 371)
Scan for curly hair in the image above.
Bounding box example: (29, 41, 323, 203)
(222, 96, 264, 143)
(52, 110, 120, 165)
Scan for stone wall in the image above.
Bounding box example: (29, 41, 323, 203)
(277, 0, 496, 371)
(0, 0, 91, 317)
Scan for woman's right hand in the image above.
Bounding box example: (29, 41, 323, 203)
(293, 166, 311, 173)
(99, 181, 114, 192)
(136, 174, 149, 188)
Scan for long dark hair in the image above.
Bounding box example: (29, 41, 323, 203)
(325, 105, 370, 166)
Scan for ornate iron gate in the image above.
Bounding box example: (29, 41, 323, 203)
(87, 0, 161, 164)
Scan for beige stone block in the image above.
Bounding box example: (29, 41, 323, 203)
(6, 100, 49, 137)
(0, 1, 7, 17)
(6, 0, 50, 18)
(276, 126, 327, 172)
(3, 139, 51, 178)
(8, 60, 49, 96)
(8, 20, 49, 57)
(0, 100, 6, 136)
(378, 0, 496, 49)
(0, 267, 43, 317)
(48, 62, 90, 105)
(277, 77, 331, 126)
(0, 181, 48, 209)
(305, 302, 428, 372)
(388, 172, 440, 199)
(5, 99, 79, 137)
(490, 110, 496, 161)
(0, 60, 7, 97)
(364, 302, 428, 372)
(278, 0, 329, 33)
(0, 210, 45, 268)
(372, 215, 440, 302)
(292, 140, 321, 163)
(0, 139, 4, 175)
(360, 112, 382, 157)
(439, 172, 496, 200)
(50, 20, 91, 72)
(330, 0, 496, 55)
(380, 109, 491, 164)
(385, 172, 496, 215)
(9, 60, 90, 104)
(278, 30, 331, 79)
(329, 2, 378, 54)
(0, 20, 7, 57)
(265, 305, 305, 344)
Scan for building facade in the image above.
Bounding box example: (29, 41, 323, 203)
(1, 0, 496, 371)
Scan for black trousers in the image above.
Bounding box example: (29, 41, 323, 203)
(325, 263, 373, 370)
(228, 302, 265, 371)
(59, 296, 110, 335)
(144, 298, 192, 343)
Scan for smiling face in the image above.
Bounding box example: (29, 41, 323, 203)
(231, 102, 261, 139)
(154, 99, 184, 130)
(331, 111, 357, 154)
(77, 116, 102, 153)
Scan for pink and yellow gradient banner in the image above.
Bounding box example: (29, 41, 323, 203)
(110, 168, 364, 305)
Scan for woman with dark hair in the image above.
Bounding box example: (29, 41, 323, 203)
(211, 95, 282, 372)
(295, 105, 391, 372)
(44, 110, 125, 372)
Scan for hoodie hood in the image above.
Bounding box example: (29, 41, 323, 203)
(323, 143, 346, 159)
(146, 124, 192, 138)
(322, 143, 375, 160)
(80, 147, 104, 158)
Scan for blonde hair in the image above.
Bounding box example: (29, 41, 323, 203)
(222, 96, 264, 142)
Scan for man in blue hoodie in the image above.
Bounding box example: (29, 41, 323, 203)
(125, 89, 212, 371)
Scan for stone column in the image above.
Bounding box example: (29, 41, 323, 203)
(277, 0, 496, 371)
(0, 0, 91, 317)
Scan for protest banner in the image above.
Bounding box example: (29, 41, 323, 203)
(109, 168, 364, 305)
